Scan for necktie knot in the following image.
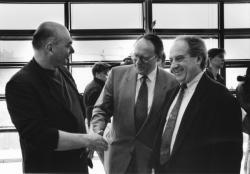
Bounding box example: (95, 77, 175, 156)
(141, 75, 148, 82)
(180, 83, 187, 91)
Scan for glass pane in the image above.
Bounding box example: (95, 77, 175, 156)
(0, 162, 22, 173)
(153, 4, 218, 29)
(0, 68, 20, 95)
(0, 132, 21, 161)
(0, 100, 13, 127)
(225, 39, 250, 59)
(0, 4, 64, 29)
(163, 38, 218, 60)
(225, 3, 250, 28)
(0, 41, 33, 62)
(72, 40, 135, 61)
(226, 67, 247, 90)
(72, 67, 93, 93)
(71, 3, 142, 29)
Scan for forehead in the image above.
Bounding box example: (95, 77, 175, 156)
(214, 53, 225, 59)
(170, 40, 189, 58)
(57, 27, 72, 43)
(134, 38, 155, 54)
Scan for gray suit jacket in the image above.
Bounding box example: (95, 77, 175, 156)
(91, 65, 178, 174)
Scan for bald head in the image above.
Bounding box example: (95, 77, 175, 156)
(32, 22, 68, 50)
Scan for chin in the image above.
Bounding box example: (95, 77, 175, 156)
(175, 75, 185, 83)
(135, 67, 145, 75)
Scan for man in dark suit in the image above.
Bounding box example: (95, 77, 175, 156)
(84, 62, 111, 128)
(5, 21, 108, 173)
(91, 34, 178, 174)
(155, 35, 243, 173)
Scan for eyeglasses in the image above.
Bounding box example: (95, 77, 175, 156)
(132, 55, 156, 63)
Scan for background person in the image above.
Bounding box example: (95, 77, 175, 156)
(236, 66, 250, 174)
(84, 62, 111, 128)
(206, 48, 225, 84)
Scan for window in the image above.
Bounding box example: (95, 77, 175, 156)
(0, 4, 64, 29)
(71, 67, 93, 93)
(71, 3, 142, 29)
(72, 40, 135, 61)
(0, 100, 13, 127)
(226, 67, 247, 90)
(224, 39, 250, 59)
(153, 3, 217, 29)
(0, 68, 20, 95)
(225, 3, 250, 28)
(0, 41, 33, 62)
(0, 132, 21, 162)
(163, 38, 218, 60)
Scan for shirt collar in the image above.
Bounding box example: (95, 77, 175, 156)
(137, 66, 157, 82)
(185, 71, 204, 89)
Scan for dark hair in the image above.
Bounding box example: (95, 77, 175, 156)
(238, 66, 250, 100)
(136, 33, 164, 59)
(208, 48, 225, 59)
(160, 52, 166, 63)
(92, 62, 111, 76)
(176, 35, 207, 70)
(32, 23, 57, 50)
(122, 56, 133, 65)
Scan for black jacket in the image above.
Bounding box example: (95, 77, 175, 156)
(5, 59, 89, 173)
(154, 73, 242, 174)
(84, 78, 105, 126)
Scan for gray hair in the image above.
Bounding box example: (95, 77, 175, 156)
(175, 35, 208, 70)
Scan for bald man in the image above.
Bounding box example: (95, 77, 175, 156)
(5, 22, 108, 173)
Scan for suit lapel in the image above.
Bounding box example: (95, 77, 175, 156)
(170, 74, 209, 158)
(124, 66, 137, 135)
(57, 67, 86, 131)
(31, 60, 82, 125)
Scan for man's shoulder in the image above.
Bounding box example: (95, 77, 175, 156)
(112, 64, 134, 72)
(110, 65, 136, 78)
(158, 68, 178, 87)
(84, 80, 101, 93)
(203, 73, 234, 100)
(8, 60, 35, 84)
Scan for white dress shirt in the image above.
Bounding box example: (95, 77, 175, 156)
(163, 71, 204, 153)
(135, 67, 157, 114)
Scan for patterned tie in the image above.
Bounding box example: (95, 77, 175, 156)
(160, 83, 187, 165)
(135, 75, 148, 132)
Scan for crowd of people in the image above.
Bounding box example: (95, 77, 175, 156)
(5, 21, 248, 174)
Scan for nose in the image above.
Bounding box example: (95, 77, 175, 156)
(70, 46, 74, 54)
(170, 59, 178, 69)
(170, 60, 179, 72)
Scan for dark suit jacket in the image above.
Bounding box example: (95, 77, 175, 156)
(84, 78, 105, 126)
(154, 73, 243, 174)
(5, 59, 89, 173)
(205, 68, 225, 85)
(91, 65, 178, 174)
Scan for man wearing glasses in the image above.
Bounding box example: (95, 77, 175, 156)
(91, 33, 178, 174)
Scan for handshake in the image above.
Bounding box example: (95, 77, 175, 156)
(86, 130, 108, 152)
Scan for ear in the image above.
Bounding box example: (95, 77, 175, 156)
(196, 56, 202, 65)
(45, 41, 53, 54)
